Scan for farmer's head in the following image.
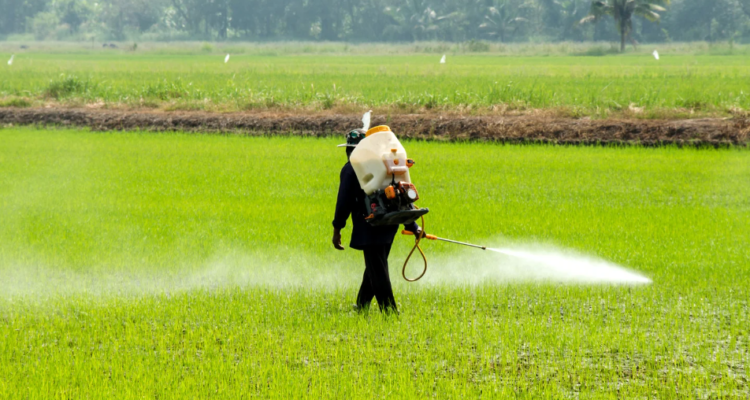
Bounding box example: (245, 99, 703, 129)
(339, 129, 366, 160)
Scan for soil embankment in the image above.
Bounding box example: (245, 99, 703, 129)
(2, 108, 748, 147)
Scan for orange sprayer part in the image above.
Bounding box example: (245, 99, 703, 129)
(384, 186, 397, 199)
(365, 125, 391, 137)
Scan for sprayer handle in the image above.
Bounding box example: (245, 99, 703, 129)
(401, 230, 437, 240)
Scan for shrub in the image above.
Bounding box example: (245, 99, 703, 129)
(0, 98, 32, 108)
(463, 40, 490, 53)
(45, 75, 91, 99)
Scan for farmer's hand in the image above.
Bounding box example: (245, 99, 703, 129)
(414, 226, 426, 239)
(332, 229, 344, 250)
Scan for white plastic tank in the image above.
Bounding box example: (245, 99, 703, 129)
(350, 126, 411, 195)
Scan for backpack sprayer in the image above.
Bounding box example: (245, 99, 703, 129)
(348, 119, 487, 282)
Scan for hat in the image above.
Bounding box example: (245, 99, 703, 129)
(337, 129, 367, 148)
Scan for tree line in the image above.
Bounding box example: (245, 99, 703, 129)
(1, 0, 749, 46)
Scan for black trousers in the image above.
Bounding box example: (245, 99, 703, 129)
(356, 243, 397, 313)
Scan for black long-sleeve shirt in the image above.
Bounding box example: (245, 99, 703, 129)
(333, 162, 418, 250)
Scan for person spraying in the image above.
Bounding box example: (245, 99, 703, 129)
(332, 119, 427, 314)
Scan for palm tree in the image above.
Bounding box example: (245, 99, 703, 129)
(479, 1, 530, 43)
(383, 0, 458, 41)
(580, 0, 670, 52)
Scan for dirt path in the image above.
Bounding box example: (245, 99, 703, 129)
(2, 108, 748, 147)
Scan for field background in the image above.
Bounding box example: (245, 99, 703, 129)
(2, 42, 750, 118)
(1, 127, 749, 397)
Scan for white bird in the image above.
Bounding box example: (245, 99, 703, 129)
(652, 50, 659, 60)
(440, 54, 446, 64)
(362, 110, 372, 131)
(224, 54, 230, 63)
(7, 55, 14, 66)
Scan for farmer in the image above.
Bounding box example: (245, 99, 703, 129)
(332, 128, 423, 314)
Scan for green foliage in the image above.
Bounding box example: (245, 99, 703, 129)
(0, 97, 32, 107)
(2, 0, 750, 43)
(478, 0, 530, 42)
(318, 92, 336, 109)
(2, 51, 749, 117)
(581, 0, 672, 51)
(573, 43, 620, 55)
(0, 128, 748, 397)
(462, 39, 491, 52)
(30, 11, 61, 40)
(671, 0, 748, 42)
(44, 74, 93, 99)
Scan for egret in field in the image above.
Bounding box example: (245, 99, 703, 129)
(440, 54, 446, 64)
(652, 50, 659, 60)
(362, 110, 372, 130)
(224, 54, 230, 63)
(7, 55, 14, 66)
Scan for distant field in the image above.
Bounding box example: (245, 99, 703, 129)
(1, 127, 748, 397)
(1, 48, 749, 118)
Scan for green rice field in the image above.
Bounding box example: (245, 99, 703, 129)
(2, 48, 750, 117)
(1, 127, 748, 397)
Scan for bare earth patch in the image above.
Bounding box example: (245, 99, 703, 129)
(1, 108, 748, 147)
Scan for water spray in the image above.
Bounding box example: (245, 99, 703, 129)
(400, 229, 651, 285)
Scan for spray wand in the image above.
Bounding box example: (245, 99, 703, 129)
(402, 231, 487, 250)
(400, 216, 487, 282)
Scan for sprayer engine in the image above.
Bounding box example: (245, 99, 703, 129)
(365, 175, 428, 226)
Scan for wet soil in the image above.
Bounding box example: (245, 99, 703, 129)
(1, 108, 748, 147)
